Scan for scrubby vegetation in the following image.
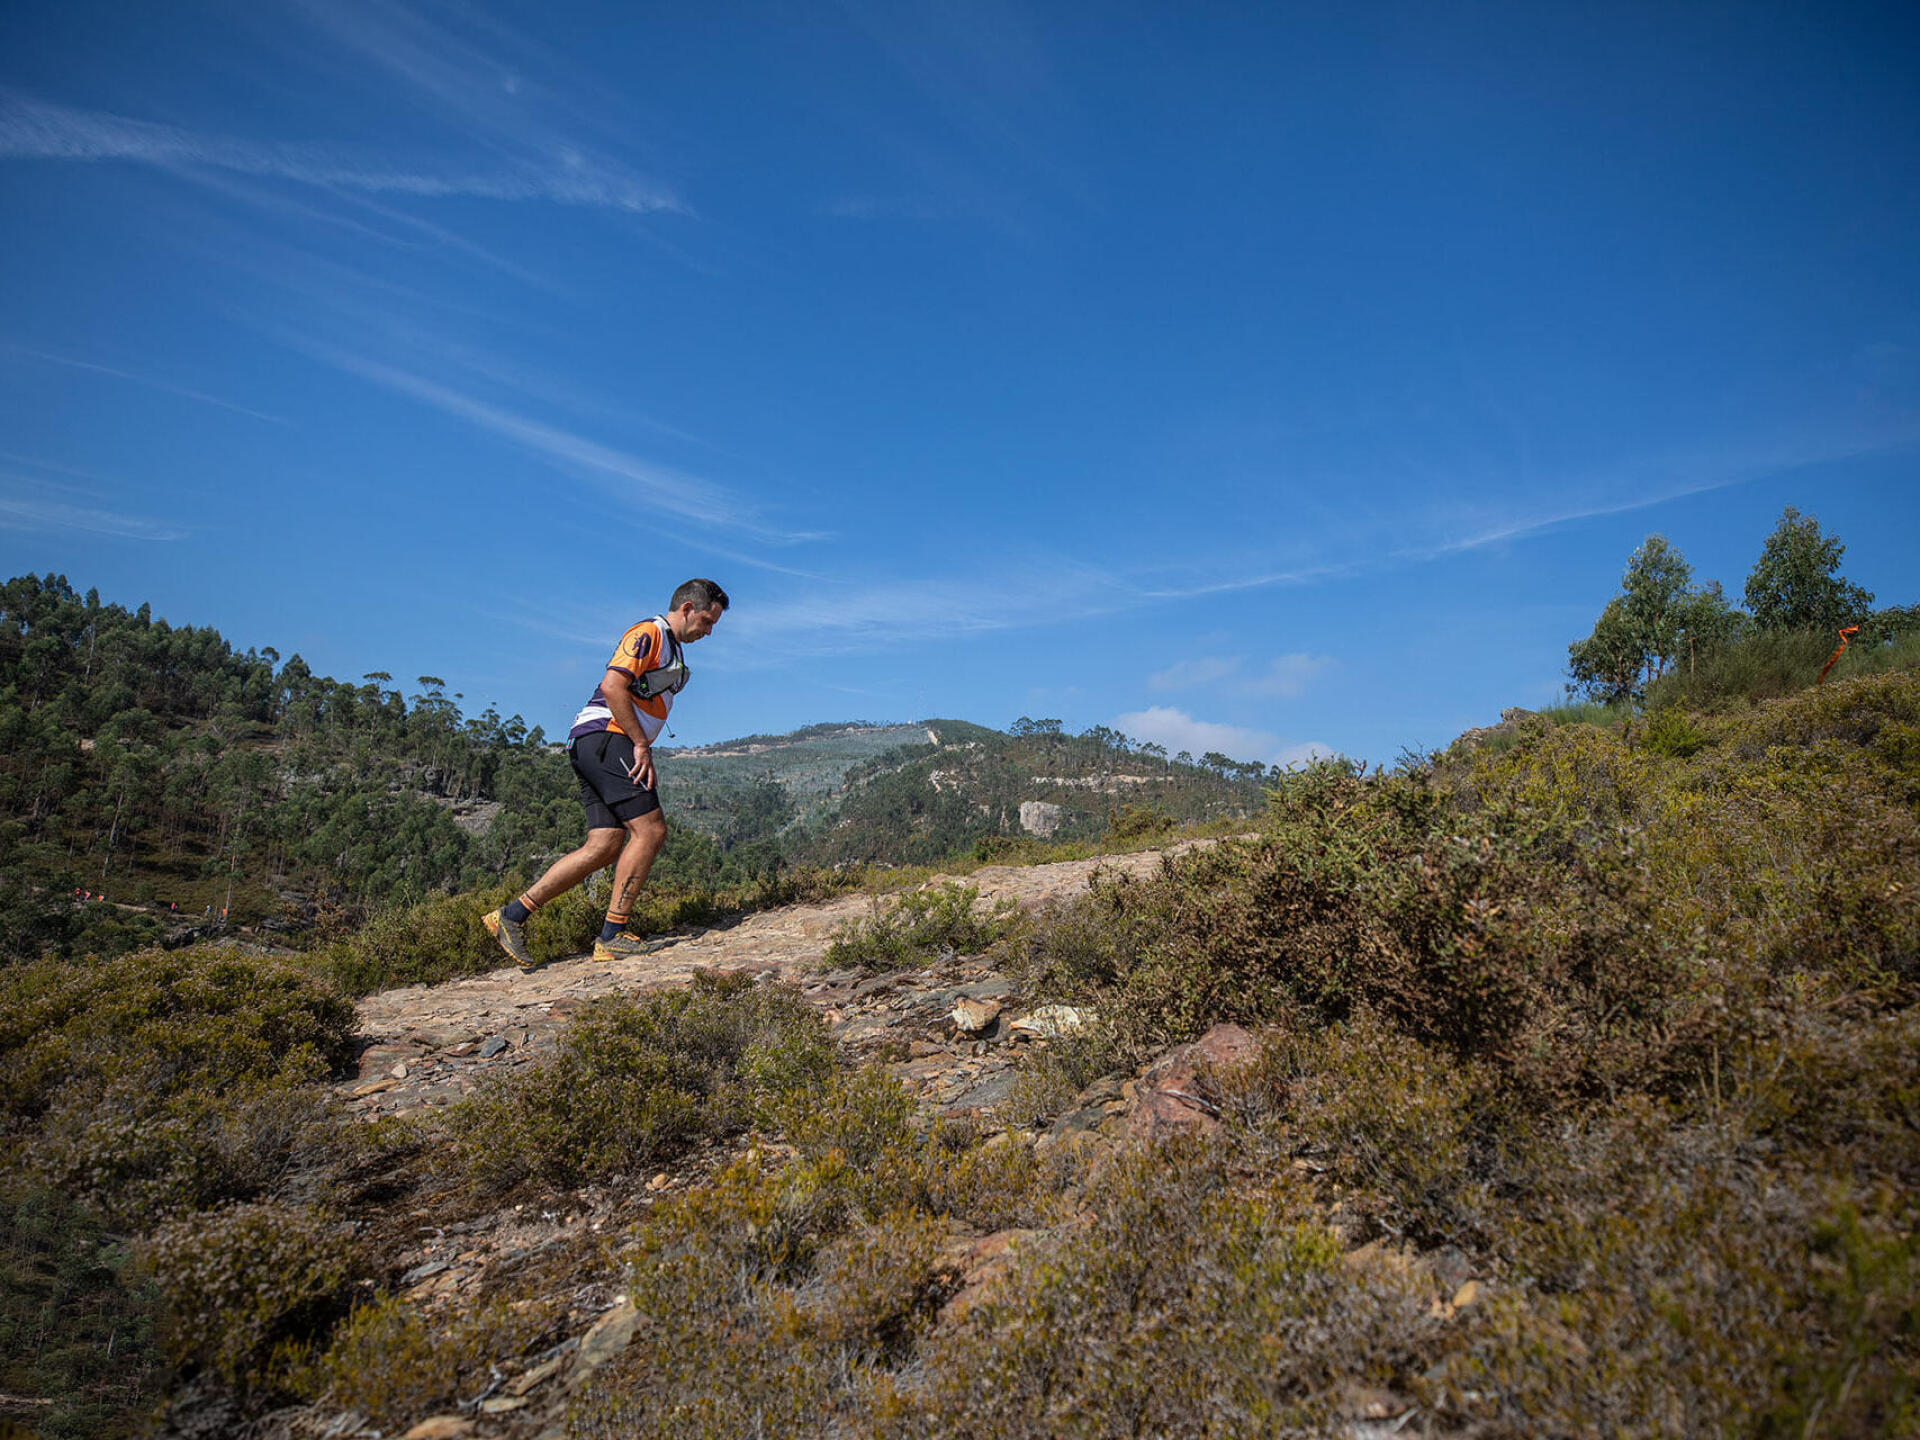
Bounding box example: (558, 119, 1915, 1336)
(0, 946, 358, 1227)
(823, 881, 1022, 974)
(562, 670, 1919, 1438)
(0, 530, 1912, 1438)
(450, 971, 837, 1190)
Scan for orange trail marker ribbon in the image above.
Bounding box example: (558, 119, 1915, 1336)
(1817, 625, 1860, 685)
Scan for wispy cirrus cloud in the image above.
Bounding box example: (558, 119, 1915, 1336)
(1140, 414, 1920, 604)
(0, 480, 186, 542)
(2, 341, 285, 423)
(662, 557, 1135, 665)
(286, 336, 818, 555)
(287, 0, 635, 150)
(0, 90, 683, 214)
(1410, 419, 1920, 558)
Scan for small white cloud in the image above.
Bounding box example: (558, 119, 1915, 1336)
(1147, 652, 1332, 700)
(1115, 706, 1338, 770)
(1114, 706, 1277, 766)
(1243, 653, 1333, 699)
(1147, 656, 1240, 692)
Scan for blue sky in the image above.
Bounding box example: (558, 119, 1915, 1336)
(2, 1, 1916, 766)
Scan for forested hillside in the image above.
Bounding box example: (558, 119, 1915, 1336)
(0, 575, 714, 962)
(0, 576, 1268, 964)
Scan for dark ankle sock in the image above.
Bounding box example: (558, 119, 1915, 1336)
(503, 896, 533, 924)
(599, 913, 630, 943)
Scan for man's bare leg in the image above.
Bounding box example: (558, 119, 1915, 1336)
(604, 809, 668, 923)
(520, 828, 625, 910)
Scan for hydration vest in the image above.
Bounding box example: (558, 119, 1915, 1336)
(632, 616, 690, 699)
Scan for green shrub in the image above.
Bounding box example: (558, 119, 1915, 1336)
(824, 882, 1020, 974)
(1106, 803, 1176, 840)
(449, 971, 835, 1190)
(1020, 809, 1707, 1112)
(1539, 698, 1632, 728)
(0, 947, 357, 1227)
(778, 1067, 919, 1172)
(782, 1207, 952, 1362)
(142, 1202, 353, 1394)
(294, 1290, 563, 1431)
(1645, 624, 1919, 712)
(1436, 1105, 1919, 1438)
(925, 1133, 1051, 1234)
(890, 1141, 1433, 1438)
(1227, 1012, 1488, 1246)
(1639, 705, 1710, 757)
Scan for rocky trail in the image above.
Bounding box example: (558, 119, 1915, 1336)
(282, 844, 1312, 1440)
(271, 839, 1449, 1440)
(336, 847, 1193, 1124)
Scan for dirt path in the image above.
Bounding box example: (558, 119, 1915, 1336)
(335, 846, 1196, 1119)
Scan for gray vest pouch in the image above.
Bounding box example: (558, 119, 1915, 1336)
(633, 618, 689, 699)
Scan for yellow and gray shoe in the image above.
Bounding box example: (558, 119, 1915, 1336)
(482, 908, 541, 970)
(592, 932, 671, 962)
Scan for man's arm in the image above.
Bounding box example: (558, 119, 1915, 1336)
(599, 669, 656, 789)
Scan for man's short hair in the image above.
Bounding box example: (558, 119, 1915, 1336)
(670, 578, 730, 614)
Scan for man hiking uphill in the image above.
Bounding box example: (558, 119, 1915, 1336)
(483, 578, 729, 969)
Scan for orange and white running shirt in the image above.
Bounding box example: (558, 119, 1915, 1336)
(568, 618, 675, 743)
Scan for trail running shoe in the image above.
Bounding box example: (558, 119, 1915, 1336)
(482, 908, 540, 970)
(592, 932, 671, 963)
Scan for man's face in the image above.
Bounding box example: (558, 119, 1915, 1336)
(679, 602, 725, 642)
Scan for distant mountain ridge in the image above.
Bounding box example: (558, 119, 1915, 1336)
(661, 716, 1269, 865)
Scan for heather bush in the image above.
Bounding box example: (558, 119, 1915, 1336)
(1468, 671, 1920, 984)
(449, 970, 836, 1190)
(0, 947, 356, 1227)
(824, 881, 1020, 974)
(1018, 792, 1707, 1111)
(887, 1140, 1435, 1439)
(295, 1290, 564, 1431)
(1224, 1011, 1489, 1246)
(779, 1066, 919, 1171)
(570, 1154, 879, 1439)
(783, 1207, 951, 1361)
(1434, 1106, 1918, 1438)
(142, 1201, 353, 1394)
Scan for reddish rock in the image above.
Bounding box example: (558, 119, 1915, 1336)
(1128, 1023, 1259, 1140)
(938, 1228, 1040, 1324)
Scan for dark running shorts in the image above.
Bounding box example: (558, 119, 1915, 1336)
(569, 730, 662, 829)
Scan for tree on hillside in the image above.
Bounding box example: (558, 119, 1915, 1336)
(1743, 506, 1875, 632)
(1567, 535, 1740, 703)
